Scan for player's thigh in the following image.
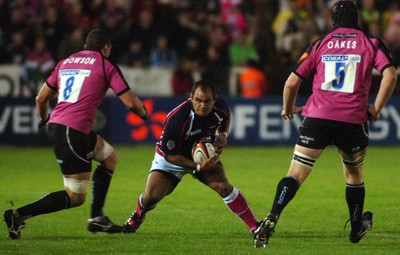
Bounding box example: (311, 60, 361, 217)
(296, 117, 332, 150)
(47, 123, 92, 175)
(145, 170, 180, 200)
(334, 122, 369, 154)
(198, 164, 232, 195)
(92, 133, 116, 162)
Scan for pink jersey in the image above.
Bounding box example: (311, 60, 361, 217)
(295, 27, 396, 124)
(46, 50, 130, 134)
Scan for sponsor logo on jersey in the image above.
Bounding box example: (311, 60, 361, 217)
(331, 33, 358, 38)
(189, 129, 201, 136)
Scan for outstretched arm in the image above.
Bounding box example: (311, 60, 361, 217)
(368, 66, 397, 121)
(281, 72, 304, 120)
(119, 90, 148, 119)
(36, 83, 57, 120)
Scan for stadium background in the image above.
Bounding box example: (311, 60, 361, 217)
(0, 0, 399, 146)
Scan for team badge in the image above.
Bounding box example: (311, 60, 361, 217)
(167, 140, 176, 150)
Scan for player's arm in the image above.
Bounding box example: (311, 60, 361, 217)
(214, 132, 227, 155)
(36, 82, 57, 120)
(368, 66, 397, 121)
(164, 153, 220, 172)
(214, 101, 231, 154)
(214, 123, 229, 155)
(165, 153, 198, 170)
(281, 72, 304, 120)
(118, 90, 148, 120)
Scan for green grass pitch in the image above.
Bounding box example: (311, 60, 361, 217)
(0, 145, 399, 254)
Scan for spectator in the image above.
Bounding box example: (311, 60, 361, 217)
(22, 36, 56, 94)
(57, 27, 85, 61)
(34, 5, 65, 58)
(3, 4, 33, 46)
(128, 0, 160, 25)
(272, 0, 309, 72)
(98, 0, 127, 27)
(272, 0, 308, 55)
(171, 57, 195, 97)
(239, 60, 270, 98)
(4, 31, 28, 65)
(149, 35, 178, 69)
(127, 9, 158, 56)
(229, 32, 259, 67)
(101, 14, 127, 63)
(384, 5, 400, 65)
(201, 46, 230, 96)
(64, 1, 92, 34)
(205, 26, 231, 68)
(156, 0, 184, 39)
(180, 36, 204, 71)
(190, 0, 221, 14)
(169, 12, 197, 53)
(360, 0, 380, 29)
(118, 40, 149, 68)
(221, 4, 247, 40)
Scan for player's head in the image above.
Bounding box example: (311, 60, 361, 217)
(84, 29, 112, 57)
(331, 1, 359, 28)
(190, 80, 216, 117)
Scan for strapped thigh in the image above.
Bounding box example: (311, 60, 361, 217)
(342, 155, 365, 168)
(93, 138, 113, 161)
(292, 150, 316, 169)
(63, 177, 89, 194)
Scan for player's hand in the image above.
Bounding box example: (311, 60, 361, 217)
(214, 133, 227, 155)
(368, 104, 380, 122)
(38, 115, 50, 131)
(199, 155, 221, 172)
(281, 106, 304, 120)
(141, 104, 149, 120)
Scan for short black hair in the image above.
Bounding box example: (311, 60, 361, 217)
(84, 29, 111, 51)
(331, 1, 359, 28)
(191, 80, 216, 98)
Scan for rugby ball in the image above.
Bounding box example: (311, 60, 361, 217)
(192, 141, 216, 164)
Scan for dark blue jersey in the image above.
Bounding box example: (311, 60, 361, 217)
(156, 98, 230, 160)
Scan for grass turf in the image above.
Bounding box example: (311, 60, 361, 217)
(0, 145, 399, 254)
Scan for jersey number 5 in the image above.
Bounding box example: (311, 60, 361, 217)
(321, 54, 361, 93)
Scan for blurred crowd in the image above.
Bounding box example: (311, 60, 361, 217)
(0, 0, 399, 96)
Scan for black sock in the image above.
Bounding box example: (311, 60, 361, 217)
(91, 166, 113, 218)
(346, 183, 365, 233)
(16, 190, 71, 220)
(270, 176, 300, 216)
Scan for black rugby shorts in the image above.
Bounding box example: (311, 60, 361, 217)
(47, 123, 97, 174)
(296, 117, 369, 154)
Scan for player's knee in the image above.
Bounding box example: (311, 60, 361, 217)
(342, 155, 365, 168)
(292, 151, 316, 169)
(143, 191, 164, 207)
(69, 195, 86, 207)
(94, 140, 117, 169)
(63, 177, 89, 207)
(209, 181, 232, 197)
(103, 150, 118, 170)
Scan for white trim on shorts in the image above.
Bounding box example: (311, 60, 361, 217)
(66, 127, 90, 164)
(150, 152, 194, 180)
